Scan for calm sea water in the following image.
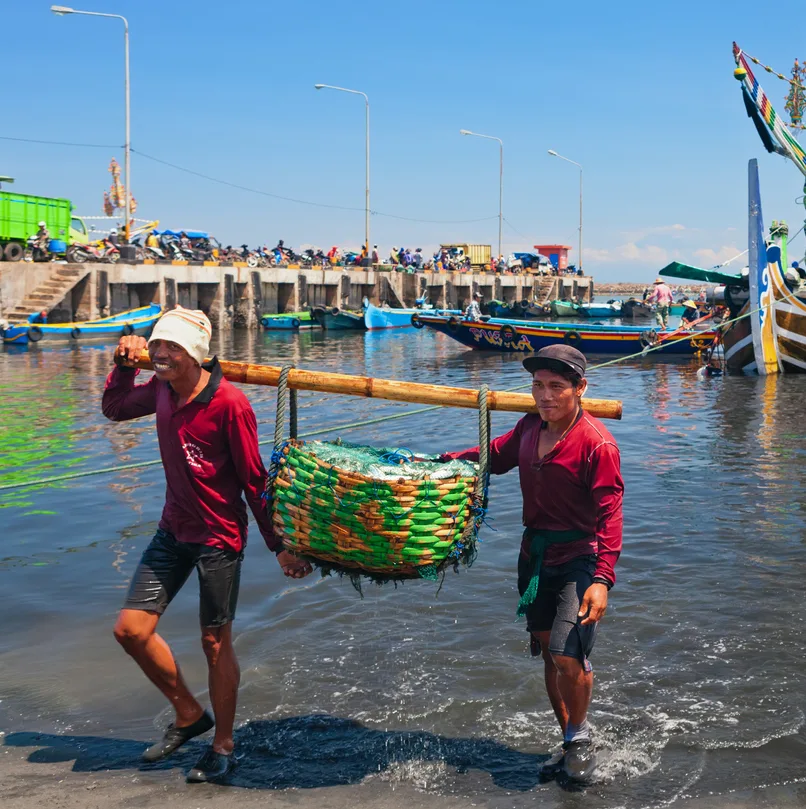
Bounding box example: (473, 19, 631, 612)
(1, 327, 806, 807)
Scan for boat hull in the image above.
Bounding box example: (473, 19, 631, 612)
(580, 304, 622, 318)
(260, 312, 319, 331)
(622, 300, 653, 320)
(2, 303, 161, 345)
(364, 304, 421, 330)
(549, 300, 580, 317)
(721, 304, 756, 372)
(419, 315, 714, 356)
(486, 301, 552, 320)
(311, 307, 365, 330)
(363, 303, 460, 329)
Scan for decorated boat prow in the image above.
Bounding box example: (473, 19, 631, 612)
(747, 159, 781, 374)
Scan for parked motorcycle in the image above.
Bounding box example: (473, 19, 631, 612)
(66, 239, 119, 263)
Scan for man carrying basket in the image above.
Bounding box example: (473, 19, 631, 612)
(102, 307, 311, 783)
(441, 345, 623, 783)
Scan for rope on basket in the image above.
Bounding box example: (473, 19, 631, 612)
(265, 364, 295, 507)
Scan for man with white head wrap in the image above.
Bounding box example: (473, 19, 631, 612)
(102, 306, 312, 783)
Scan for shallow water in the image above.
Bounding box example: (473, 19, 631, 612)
(1, 328, 805, 807)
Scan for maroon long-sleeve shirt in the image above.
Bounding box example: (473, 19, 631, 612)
(102, 358, 279, 554)
(444, 411, 623, 586)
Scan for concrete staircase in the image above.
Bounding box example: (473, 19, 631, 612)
(533, 276, 557, 305)
(6, 266, 89, 324)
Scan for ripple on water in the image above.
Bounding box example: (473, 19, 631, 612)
(2, 334, 806, 807)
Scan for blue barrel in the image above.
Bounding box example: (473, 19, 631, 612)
(49, 239, 67, 254)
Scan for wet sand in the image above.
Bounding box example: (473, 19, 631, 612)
(2, 742, 805, 809)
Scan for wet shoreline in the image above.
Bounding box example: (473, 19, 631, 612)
(3, 329, 806, 807)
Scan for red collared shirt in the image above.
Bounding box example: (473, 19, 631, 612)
(102, 358, 279, 554)
(444, 411, 623, 585)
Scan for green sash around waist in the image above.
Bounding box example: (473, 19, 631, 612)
(517, 527, 590, 616)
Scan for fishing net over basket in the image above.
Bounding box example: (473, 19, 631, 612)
(265, 366, 491, 584)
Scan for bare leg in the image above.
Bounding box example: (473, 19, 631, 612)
(551, 652, 593, 728)
(114, 609, 204, 727)
(201, 623, 240, 755)
(535, 630, 569, 734)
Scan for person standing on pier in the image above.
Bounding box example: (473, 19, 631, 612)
(440, 345, 623, 783)
(102, 306, 312, 783)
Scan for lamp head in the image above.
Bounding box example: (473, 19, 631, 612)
(50, 5, 74, 14)
(547, 150, 558, 156)
(314, 84, 324, 90)
(459, 129, 472, 135)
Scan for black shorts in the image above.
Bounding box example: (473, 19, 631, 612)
(517, 553, 598, 667)
(124, 529, 243, 627)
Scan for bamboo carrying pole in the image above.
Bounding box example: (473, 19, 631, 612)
(131, 351, 623, 419)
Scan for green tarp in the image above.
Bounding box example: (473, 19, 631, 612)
(659, 261, 745, 286)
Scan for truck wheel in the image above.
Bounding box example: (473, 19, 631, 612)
(4, 242, 24, 262)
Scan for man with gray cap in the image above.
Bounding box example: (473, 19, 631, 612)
(102, 306, 312, 783)
(441, 345, 623, 783)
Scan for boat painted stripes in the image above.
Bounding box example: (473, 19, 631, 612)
(260, 311, 320, 331)
(417, 314, 715, 356)
(2, 303, 162, 346)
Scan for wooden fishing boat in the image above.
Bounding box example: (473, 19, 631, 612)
(622, 299, 653, 320)
(311, 305, 365, 330)
(2, 303, 161, 346)
(579, 301, 622, 318)
(486, 300, 552, 319)
(260, 311, 320, 331)
(549, 299, 582, 317)
(417, 314, 714, 356)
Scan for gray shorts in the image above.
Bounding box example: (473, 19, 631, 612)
(517, 553, 598, 667)
(124, 529, 243, 627)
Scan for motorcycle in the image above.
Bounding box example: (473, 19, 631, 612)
(132, 236, 167, 262)
(24, 235, 51, 263)
(66, 239, 119, 263)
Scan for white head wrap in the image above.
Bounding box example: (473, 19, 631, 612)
(148, 306, 211, 366)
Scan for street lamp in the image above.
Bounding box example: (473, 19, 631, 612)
(315, 84, 370, 263)
(51, 5, 131, 243)
(548, 150, 583, 274)
(460, 129, 503, 260)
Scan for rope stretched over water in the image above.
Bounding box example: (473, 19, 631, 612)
(0, 299, 771, 494)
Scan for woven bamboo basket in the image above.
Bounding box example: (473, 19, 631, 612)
(270, 440, 483, 580)
(266, 365, 491, 583)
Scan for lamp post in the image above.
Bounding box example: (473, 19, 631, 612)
(460, 129, 503, 261)
(315, 84, 370, 262)
(548, 150, 583, 274)
(51, 5, 131, 242)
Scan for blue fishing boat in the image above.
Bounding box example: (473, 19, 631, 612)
(417, 314, 714, 356)
(2, 303, 162, 346)
(579, 301, 622, 318)
(363, 301, 461, 330)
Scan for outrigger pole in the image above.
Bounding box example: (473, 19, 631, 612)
(131, 352, 623, 420)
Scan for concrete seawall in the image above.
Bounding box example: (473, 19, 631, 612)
(0, 262, 594, 327)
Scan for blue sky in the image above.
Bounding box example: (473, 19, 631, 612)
(4, 0, 806, 280)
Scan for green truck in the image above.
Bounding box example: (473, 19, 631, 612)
(0, 192, 89, 262)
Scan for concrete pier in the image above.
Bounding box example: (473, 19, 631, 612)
(0, 262, 595, 327)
